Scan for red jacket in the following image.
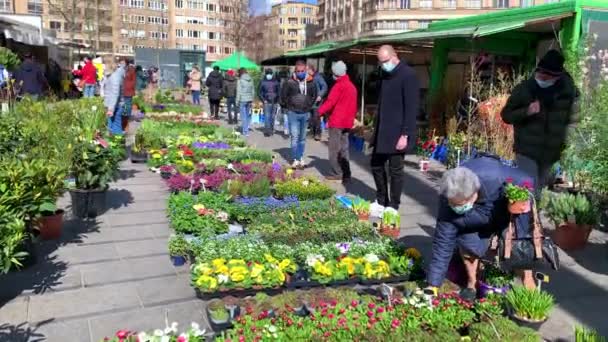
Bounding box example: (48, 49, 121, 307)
(318, 74, 357, 129)
(123, 66, 136, 97)
(80, 61, 97, 85)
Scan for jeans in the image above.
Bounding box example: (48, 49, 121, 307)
(122, 96, 133, 117)
(240, 101, 252, 135)
(191, 90, 201, 105)
(516, 154, 553, 200)
(107, 101, 123, 135)
(371, 153, 405, 209)
(264, 102, 277, 135)
(328, 128, 351, 178)
(209, 98, 220, 118)
(226, 97, 237, 123)
(83, 84, 96, 98)
(288, 111, 310, 161)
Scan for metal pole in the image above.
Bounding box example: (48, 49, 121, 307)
(360, 51, 366, 124)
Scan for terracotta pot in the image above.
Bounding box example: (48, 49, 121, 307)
(552, 222, 592, 251)
(508, 200, 530, 214)
(38, 209, 64, 240)
(357, 213, 370, 222)
(379, 225, 400, 239)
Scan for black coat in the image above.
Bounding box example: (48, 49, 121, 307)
(372, 61, 419, 155)
(205, 71, 223, 100)
(280, 76, 318, 113)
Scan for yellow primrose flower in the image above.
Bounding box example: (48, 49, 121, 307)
(405, 248, 422, 260)
(286, 169, 294, 176)
(277, 270, 286, 283)
(196, 275, 218, 290)
(215, 265, 229, 275)
(211, 258, 226, 267)
(255, 275, 264, 284)
(377, 260, 390, 277)
(230, 265, 248, 275)
(264, 254, 278, 264)
(278, 259, 293, 272)
(251, 263, 265, 278)
(193, 204, 205, 211)
(228, 259, 247, 266)
(364, 262, 376, 279)
(152, 153, 162, 159)
(313, 261, 333, 277)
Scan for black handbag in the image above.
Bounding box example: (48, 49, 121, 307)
(496, 200, 560, 271)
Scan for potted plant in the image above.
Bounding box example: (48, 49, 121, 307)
(168, 234, 189, 266)
(478, 264, 513, 298)
(352, 197, 370, 221)
(207, 299, 231, 331)
(159, 164, 176, 180)
(69, 135, 119, 218)
(545, 192, 598, 250)
(37, 204, 65, 240)
(505, 285, 554, 330)
(129, 131, 148, 163)
(505, 179, 533, 214)
(379, 208, 400, 239)
(223, 296, 241, 320)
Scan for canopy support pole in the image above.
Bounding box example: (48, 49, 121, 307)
(360, 51, 366, 124)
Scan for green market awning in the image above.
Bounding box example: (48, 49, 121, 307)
(212, 51, 259, 70)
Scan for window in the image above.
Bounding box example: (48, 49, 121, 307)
(418, 0, 432, 8)
(465, 0, 481, 8)
(279, 18, 283, 24)
(149, 31, 168, 40)
(418, 20, 431, 29)
(399, 0, 410, 9)
(50, 21, 61, 30)
(0, 0, 10, 12)
(280, 8, 287, 14)
(187, 0, 205, 9)
(494, 0, 509, 8)
(128, 0, 145, 8)
(443, 0, 456, 8)
(224, 47, 231, 54)
(121, 44, 132, 53)
(132, 15, 145, 24)
(302, 7, 312, 14)
(186, 17, 205, 24)
(187, 30, 200, 38)
(28, 0, 43, 14)
(290, 7, 297, 14)
(288, 18, 298, 25)
(288, 40, 297, 49)
(206, 3, 216, 11)
(176, 29, 184, 37)
(148, 1, 167, 11)
(122, 14, 130, 22)
(208, 18, 216, 25)
(301, 17, 313, 25)
(209, 32, 216, 40)
(176, 0, 184, 8)
(148, 16, 169, 25)
(208, 45, 216, 53)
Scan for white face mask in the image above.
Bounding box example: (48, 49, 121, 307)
(535, 78, 556, 88)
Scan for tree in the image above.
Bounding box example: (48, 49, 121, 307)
(46, 0, 78, 66)
(221, 0, 250, 67)
(47, 0, 99, 65)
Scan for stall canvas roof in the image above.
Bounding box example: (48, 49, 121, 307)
(212, 51, 259, 70)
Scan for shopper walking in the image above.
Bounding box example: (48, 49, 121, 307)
(206, 66, 223, 119)
(121, 61, 136, 132)
(236, 68, 255, 136)
(104, 59, 127, 135)
(14, 52, 47, 99)
(259, 68, 280, 136)
(280, 60, 318, 168)
(80, 56, 98, 97)
(318, 61, 357, 183)
(188, 65, 202, 105)
(223, 69, 238, 124)
(135, 65, 148, 93)
(501, 49, 578, 197)
(370, 45, 419, 210)
(308, 64, 328, 141)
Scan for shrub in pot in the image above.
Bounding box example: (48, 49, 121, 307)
(168, 234, 189, 266)
(352, 197, 370, 221)
(505, 285, 554, 330)
(69, 135, 120, 218)
(505, 179, 533, 214)
(544, 191, 599, 250)
(129, 131, 148, 163)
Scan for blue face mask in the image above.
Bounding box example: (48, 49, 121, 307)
(382, 62, 396, 73)
(451, 202, 474, 215)
(266, 74, 273, 80)
(535, 78, 556, 88)
(296, 71, 307, 80)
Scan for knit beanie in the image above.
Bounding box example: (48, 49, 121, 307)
(331, 61, 347, 77)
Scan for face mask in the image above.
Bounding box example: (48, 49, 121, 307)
(535, 78, 556, 88)
(451, 202, 474, 215)
(333, 75, 338, 80)
(296, 71, 307, 81)
(266, 74, 273, 80)
(382, 62, 396, 73)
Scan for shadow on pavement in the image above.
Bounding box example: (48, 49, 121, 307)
(0, 322, 44, 342)
(105, 189, 135, 211)
(561, 242, 608, 276)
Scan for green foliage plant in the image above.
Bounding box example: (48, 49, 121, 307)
(505, 286, 554, 322)
(168, 234, 190, 257)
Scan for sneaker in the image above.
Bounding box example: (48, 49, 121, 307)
(314, 134, 321, 141)
(290, 160, 300, 169)
(298, 159, 307, 169)
(370, 201, 385, 218)
(284, 128, 289, 135)
(459, 288, 477, 302)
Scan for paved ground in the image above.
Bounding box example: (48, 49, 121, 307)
(0, 116, 606, 341)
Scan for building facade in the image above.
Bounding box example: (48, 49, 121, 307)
(8, 0, 248, 62)
(318, 0, 559, 41)
(270, 0, 318, 54)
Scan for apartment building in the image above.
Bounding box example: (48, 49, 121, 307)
(8, 0, 248, 62)
(318, 0, 558, 41)
(270, 0, 318, 54)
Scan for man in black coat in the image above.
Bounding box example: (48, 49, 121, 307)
(371, 45, 420, 210)
(205, 66, 223, 119)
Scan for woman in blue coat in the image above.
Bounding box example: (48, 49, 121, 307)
(427, 154, 535, 299)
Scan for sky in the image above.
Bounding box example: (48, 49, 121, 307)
(249, 0, 318, 15)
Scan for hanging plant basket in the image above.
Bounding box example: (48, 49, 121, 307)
(552, 222, 592, 251)
(508, 200, 530, 214)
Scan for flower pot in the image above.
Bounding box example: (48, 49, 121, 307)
(38, 209, 65, 240)
(552, 223, 592, 251)
(508, 311, 546, 330)
(207, 308, 231, 331)
(508, 200, 530, 214)
(170, 255, 186, 266)
(477, 280, 510, 298)
(69, 188, 107, 218)
(160, 171, 173, 179)
(129, 148, 148, 163)
(379, 225, 400, 239)
(294, 305, 308, 317)
(419, 159, 430, 172)
(225, 304, 241, 320)
(357, 213, 370, 222)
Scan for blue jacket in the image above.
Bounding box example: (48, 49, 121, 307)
(427, 155, 534, 286)
(314, 73, 328, 99)
(15, 60, 47, 96)
(259, 77, 280, 103)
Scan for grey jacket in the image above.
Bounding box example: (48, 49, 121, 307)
(236, 73, 254, 103)
(104, 66, 125, 111)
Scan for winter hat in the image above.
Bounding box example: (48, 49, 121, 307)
(227, 69, 235, 77)
(265, 68, 273, 75)
(332, 61, 347, 77)
(536, 49, 565, 76)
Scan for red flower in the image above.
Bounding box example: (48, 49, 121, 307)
(368, 303, 376, 309)
(376, 307, 385, 314)
(330, 299, 338, 307)
(351, 300, 358, 308)
(184, 149, 194, 157)
(366, 311, 374, 318)
(328, 314, 335, 319)
(239, 336, 245, 342)
(521, 180, 534, 190)
(391, 319, 400, 329)
(339, 308, 346, 314)
(505, 177, 514, 184)
(479, 298, 486, 303)
(116, 330, 129, 339)
(324, 332, 331, 338)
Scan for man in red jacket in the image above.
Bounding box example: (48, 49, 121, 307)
(80, 56, 98, 97)
(318, 61, 357, 183)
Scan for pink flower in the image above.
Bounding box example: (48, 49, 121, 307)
(376, 307, 385, 314)
(351, 300, 358, 308)
(366, 311, 374, 318)
(391, 318, 400, 329)
(116, 330, 129, 339)
(521, 180, 534, 190)
(368, 302, 376, 309)
(505, 177, 513, 184)
(178, 336, 188, 342)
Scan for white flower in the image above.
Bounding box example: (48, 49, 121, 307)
(190, 322, 205, 336)
(154, 329, 164, 337)
(234, 132, 241, 136)
(408, 298, 416, 305)
(200, 178, 207, 184)
(227, 163, 235, 170)
(268, 325, 278, 333)
(161, 337, 170, 342)
(216, 211, 229, 222)
(218, 274, 229, 284)
(306, 254, 324, 267)
(138, 332, 150, 341)
(302, 180, 310, 187)
(363, 253, 379, 263)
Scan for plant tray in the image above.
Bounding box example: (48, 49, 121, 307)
(195, 286, 283, 301)
(359, 275, 410, 286)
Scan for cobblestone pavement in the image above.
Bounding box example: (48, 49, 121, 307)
(0, 116, 606, 341)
